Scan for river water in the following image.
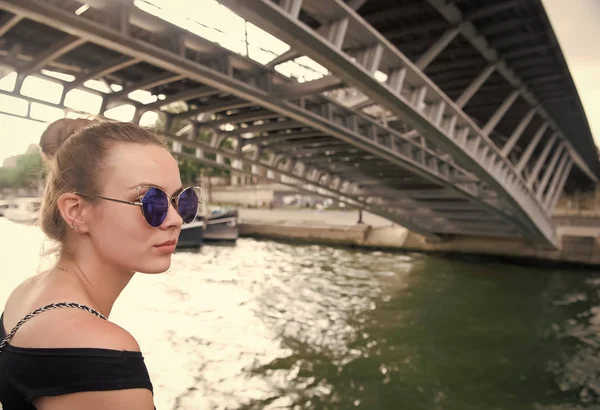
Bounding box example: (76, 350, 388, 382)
(1, 218, 600, 410)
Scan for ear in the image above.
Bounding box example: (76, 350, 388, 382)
(57, 193, 90, 233)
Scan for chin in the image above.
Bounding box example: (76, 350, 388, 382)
(138, 258, 172, 274)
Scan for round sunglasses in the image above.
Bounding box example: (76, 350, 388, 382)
(74, 186, 201, 227)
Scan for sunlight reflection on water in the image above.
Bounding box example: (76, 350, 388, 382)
(117, 239, 408, 409)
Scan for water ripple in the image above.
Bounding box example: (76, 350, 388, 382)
(2, 220, 600, 409)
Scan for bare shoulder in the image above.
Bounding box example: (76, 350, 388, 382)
(68, 314, 142, 352)
(6, 306, 141, 352)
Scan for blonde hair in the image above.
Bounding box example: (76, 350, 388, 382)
(39, 118, 166, 245)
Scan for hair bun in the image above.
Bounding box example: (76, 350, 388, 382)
(39, 118, 98, 160)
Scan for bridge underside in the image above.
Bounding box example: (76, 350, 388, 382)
(0, 0, 597, 248)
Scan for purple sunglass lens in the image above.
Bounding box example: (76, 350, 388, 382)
(178, 187, 199, 224)
(141, 187, 169, 227)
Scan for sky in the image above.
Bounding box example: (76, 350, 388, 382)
(0, 0, 599, 164)
(541, 0, 600, 143)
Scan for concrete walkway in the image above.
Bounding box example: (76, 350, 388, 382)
(237, 208, 395, 227)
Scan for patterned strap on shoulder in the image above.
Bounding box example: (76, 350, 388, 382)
(0, 302, 107, 353)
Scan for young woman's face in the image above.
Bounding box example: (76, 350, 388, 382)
(86, 143, 184, 274)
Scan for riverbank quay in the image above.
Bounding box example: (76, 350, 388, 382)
(237, 209, 600, 267)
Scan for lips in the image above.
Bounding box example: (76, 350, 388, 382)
(155, 239, 177, 247)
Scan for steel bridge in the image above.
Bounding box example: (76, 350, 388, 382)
(0, 0, 597, 248)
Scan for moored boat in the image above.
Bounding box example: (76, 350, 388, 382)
(203, 209, 239, 242)
(177, 206, 239, 248)
(177, 218, 206, 249)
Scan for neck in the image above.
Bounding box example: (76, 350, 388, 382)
(57, 247, 135, 318)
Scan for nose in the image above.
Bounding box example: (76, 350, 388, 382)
(161, 199, 183, 229)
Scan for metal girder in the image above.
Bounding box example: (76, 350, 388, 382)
(350, 97, 375, 110)
(0, 13, 21, 37)
(143, 86, 221, 111)
(274, 76, 344, 97)
(217, 0, 558, 246)
(432, 226, 522, 238)
(544, 155, 572, 209)
(0, 84, 64, 108)
(16, 36, 86, 86)
(245, 130, 325, 145)
(225, 119, 305, 138)
(391, 200, 478, 212)
(174, 99, 254, 120)
(515, 123, 548, 174)
(65, 56, 141, 96)
(419, 217, 508, 228)
(198, 109, 280, 129)
(548, 161, 573, 211)
(415, 28, 459, 71)
(265, 0, 367, 68)
(501, 108, 536, 158)
(428, 211, 499, 221)
(299, 151, 372, 163)
(274, 138, 344, 149)
(278, 143, 351, 156)
(536, 143, 566, 200)
(425, 0, 598, 184)
(527, 133, 557, 189)
(373, 189, 461, 199)
(482, 89, 519, 135)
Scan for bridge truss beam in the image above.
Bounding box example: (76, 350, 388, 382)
(216, 0, 580, 247)
(0, 0, 559, 245)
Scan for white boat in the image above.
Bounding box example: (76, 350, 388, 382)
(4, 198, 41, 225)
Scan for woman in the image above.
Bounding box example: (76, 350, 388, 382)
(0, 118, 200, 409)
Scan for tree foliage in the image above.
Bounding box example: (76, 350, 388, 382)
(0, 149, 46, 190)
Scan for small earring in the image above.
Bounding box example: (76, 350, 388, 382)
(71, 224, 78, 230)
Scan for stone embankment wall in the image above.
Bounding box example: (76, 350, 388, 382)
(239, 220, 600, 267)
